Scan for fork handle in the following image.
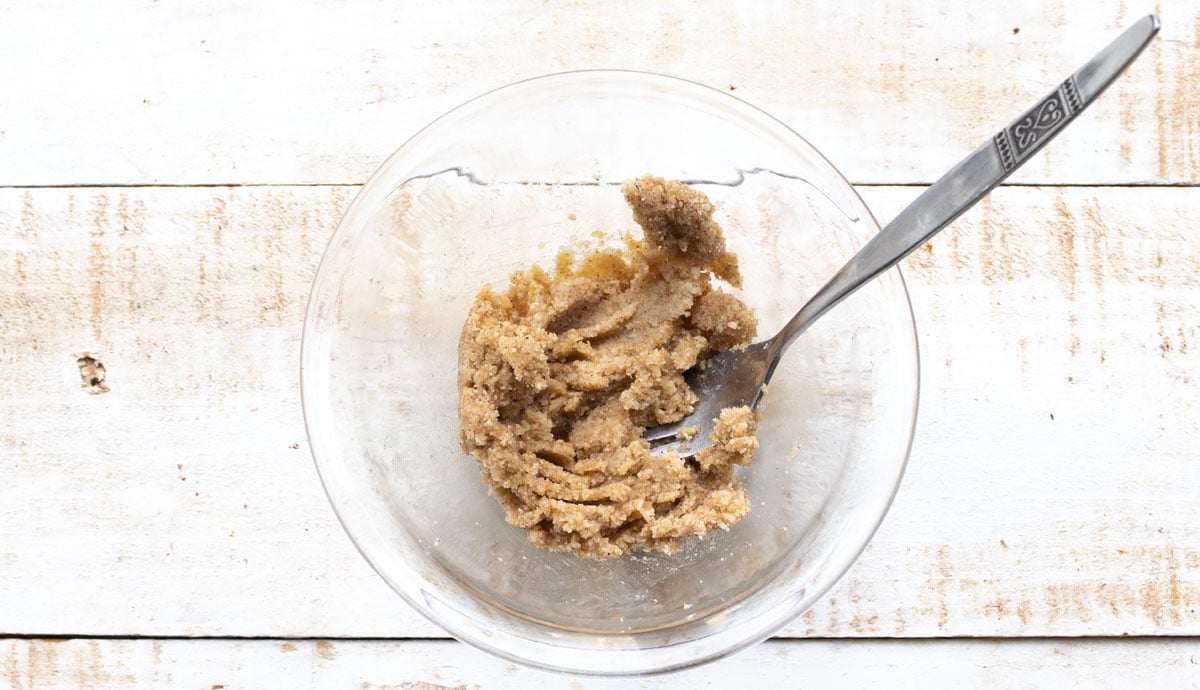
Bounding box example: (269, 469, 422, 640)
(767, 15, 1160, 367)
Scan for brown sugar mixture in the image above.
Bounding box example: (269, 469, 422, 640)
(457, 176, 760, 559)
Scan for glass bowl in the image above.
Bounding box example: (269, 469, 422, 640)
(301, 70, 918, 676)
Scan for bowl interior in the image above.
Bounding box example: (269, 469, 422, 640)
(302, 71, 917, 674)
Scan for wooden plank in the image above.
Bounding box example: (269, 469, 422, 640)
(0, 185, 426, 637)
(0, 0, 1194, 186)
(1, 638, 1198, 689)
(797, 185, 1200, 637)
(0, 184, 1198, 638)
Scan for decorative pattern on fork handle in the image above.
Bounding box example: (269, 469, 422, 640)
(993, 76, 1082, 172)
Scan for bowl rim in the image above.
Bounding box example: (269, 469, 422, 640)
(300, 67, 919, 677)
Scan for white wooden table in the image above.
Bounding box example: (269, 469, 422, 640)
(2, 1, 1198, 687)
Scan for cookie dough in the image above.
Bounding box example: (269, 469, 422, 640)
(457, 176, 760, 559)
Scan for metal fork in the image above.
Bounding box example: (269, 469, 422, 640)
(646, 15, 1160, 456)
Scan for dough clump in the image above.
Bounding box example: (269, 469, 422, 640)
(458, 176, 759, 559)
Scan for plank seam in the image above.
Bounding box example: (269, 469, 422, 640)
(0, 634, 1196, 642)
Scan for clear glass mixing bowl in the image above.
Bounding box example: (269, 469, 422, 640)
(301, 70, 918, 676)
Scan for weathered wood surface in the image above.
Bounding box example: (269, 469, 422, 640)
(2, 0, 1198, 682)
(2, 638, 1199, 689)
(1, 184, 1196, 638)
(0, 0, 1195, 187)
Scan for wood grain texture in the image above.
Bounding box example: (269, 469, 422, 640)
(2, 0, 1196, 681)
(1, 184, 1197, 638)
(1, 638, 1199, 689)
(0, 0, 1195, 187)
